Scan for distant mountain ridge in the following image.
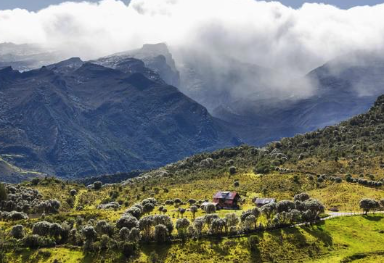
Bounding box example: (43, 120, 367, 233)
(213, 51, 384, 145)
(0, 42, 64, 72)
(0, 56, 239, 182)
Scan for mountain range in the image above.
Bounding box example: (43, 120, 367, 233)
(1, 43, 384, 182)
(0, 55, 239, 182)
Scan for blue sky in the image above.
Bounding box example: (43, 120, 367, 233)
(0, 0, 383, 11)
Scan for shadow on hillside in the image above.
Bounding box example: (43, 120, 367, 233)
(141, 243, 172, 262)
(301, 222, 333, 247)
(271, 227, 308, 247)
(363, 215, 384, 222)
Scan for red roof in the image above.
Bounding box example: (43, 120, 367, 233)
(213, 191, 239, 200)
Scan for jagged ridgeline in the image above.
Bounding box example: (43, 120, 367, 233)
(128, 94, 384, 184)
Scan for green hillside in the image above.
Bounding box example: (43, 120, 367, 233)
(1, 95, 384, 262)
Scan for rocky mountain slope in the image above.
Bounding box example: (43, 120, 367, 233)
(130, 93, 384, 185)
(95, 43, 180, 88)
(0, 57, 239, 182)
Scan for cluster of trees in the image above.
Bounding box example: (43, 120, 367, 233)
(7, 193, 325, 259)
(359, 198, 384, 214)
(348, 176, 383, 187)
(0, 184, 61, 220)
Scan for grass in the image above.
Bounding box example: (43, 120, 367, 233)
(4, 168, 384, 262)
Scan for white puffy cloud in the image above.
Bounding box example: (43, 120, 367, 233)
(1, 0, 384, 101)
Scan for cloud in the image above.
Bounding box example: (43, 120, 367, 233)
(1, 0, 384, 104)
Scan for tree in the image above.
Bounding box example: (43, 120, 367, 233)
(70, 189, 77, 196)
(276, 200, 296, 213)
(128, 227, 141, 243)
(174, 198, 182, 206)
(261, 203, 276, 223)
(244, 215, 256, 231)
(96, 220, 114, 236)
(360, 198, 380, 215)
(82, 225, 97, 242)
(117, 215, 139, 230)
(154, 224, 170, 243)
(229, 166, 237, 175)
(11, 225, 24, 239)
(289, 209, 302, 224)
(125, 206, 142, 219)
(143, 203, 155, 214)
(241, 208, 260, 224)
(225, 213, 239, 233)
(0, 183, 7, 201)
(152, 215, 174, 233)
(190, 206, 198, 220)
(210, 218, 226, 235)
(304, 199, 325, 219)
(175, 218, 190, 238)
(179, 208, 186, 218)
(139, 216, 154, 240)
(32, 221, 52, 236)
(193, 217, 205, 236)
(93, 181, 103, 190)
(119, 227, 130, 241)
(204, 203, 216, 214)
(204, 214, 219, 227)
(294, 193, 310, 202)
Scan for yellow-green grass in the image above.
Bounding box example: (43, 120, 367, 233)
(309, 182, 384, 212)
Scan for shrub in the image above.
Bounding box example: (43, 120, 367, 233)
(210, 218, 226, 234)
(119, 227, 130, 241)
(8, 211, 28, 221)
(23, 234, 55, 249)
(143, 203, 155, 214)
(121, 242, 138, 258)
(32, 221, 52, 236)
(176, 218, 190, 238)
(154, 224, 170, 243)
(93, 181, 103, 190)
(125, 206, 142, 219)
(31, 178, 41, 186)
(229, 166, 237, 175)
(82, 226, 97, 241)
(117, 216, 139, 230)
(254, 160, 271, 174)
(360, 198, 380, 214)
(128, 227, 141, 243)
(294, 193, 310, 202)
(204, 203, 216, 214)
(139, 216, 154, 240)
(96, 220, 114, 236)
(11, 225, 24, 239)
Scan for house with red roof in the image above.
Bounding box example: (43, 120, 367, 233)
(213, 191, 241, 209)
